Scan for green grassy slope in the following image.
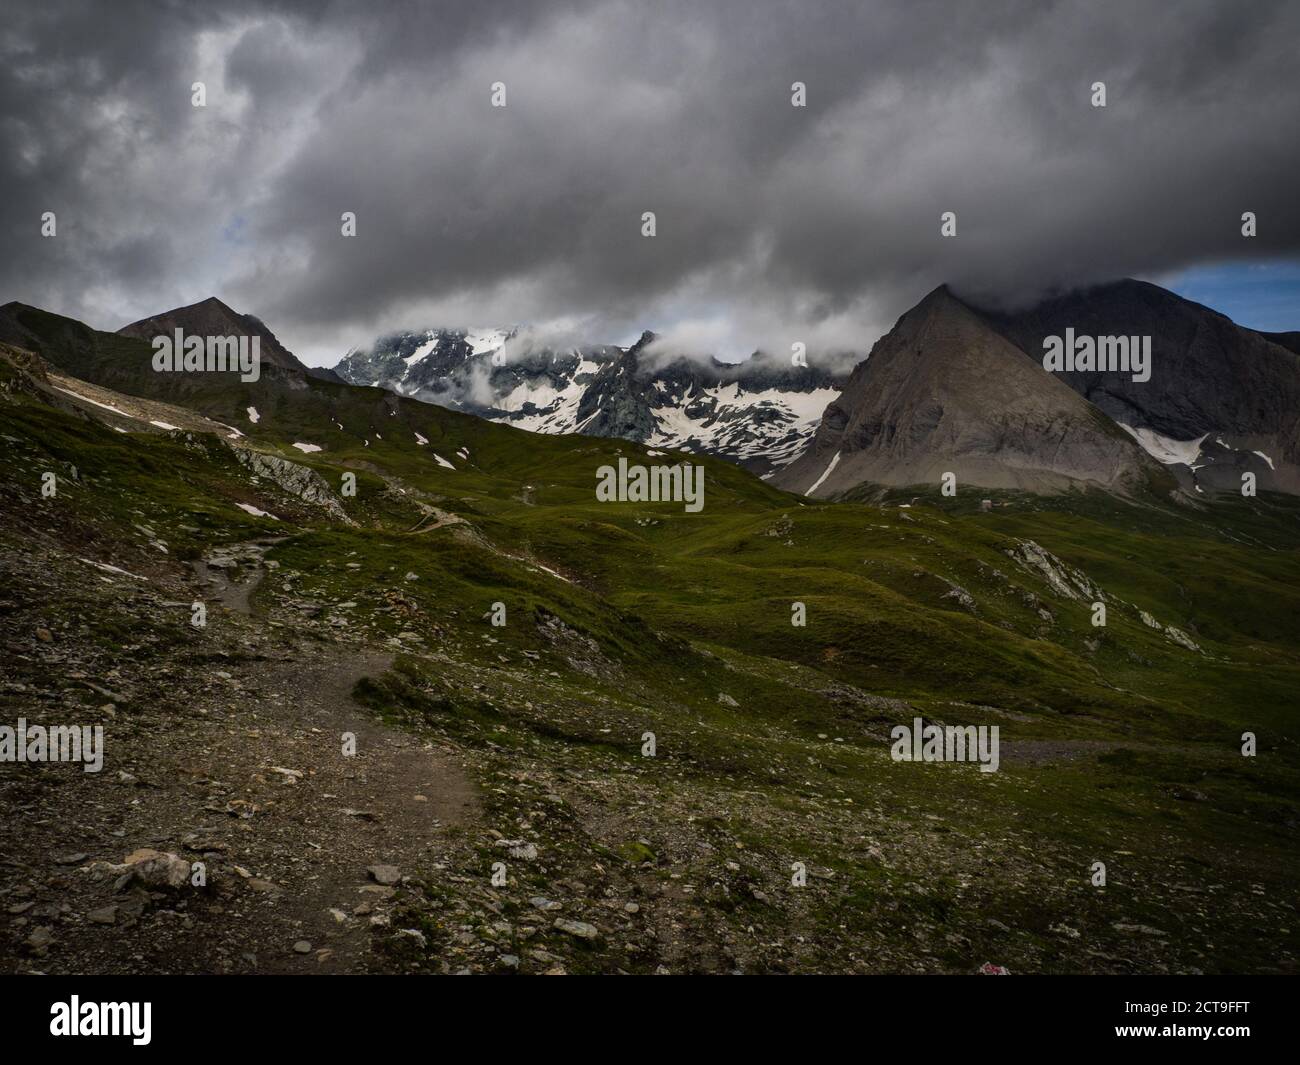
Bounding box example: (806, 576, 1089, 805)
(2, 335, 1297, 974)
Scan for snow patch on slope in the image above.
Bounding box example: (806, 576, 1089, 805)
(806, 451, 841, 495)
(1119, 425, 1207, 466)
(53, 386, 130, 417)
(465, 328, 510, 355)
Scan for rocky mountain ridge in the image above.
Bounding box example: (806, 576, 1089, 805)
(335, 328, 846, 475)
(777, 281, 1300, 499)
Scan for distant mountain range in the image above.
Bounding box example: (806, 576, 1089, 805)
(334, 329, 845, 475)
(3, 278, 1296, 499)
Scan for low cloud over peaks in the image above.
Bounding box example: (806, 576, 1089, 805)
(3, 0, 1298, 364)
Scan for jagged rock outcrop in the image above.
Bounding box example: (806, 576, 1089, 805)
(1004, 540, 1106, 602)
(232, 448, 354, 524)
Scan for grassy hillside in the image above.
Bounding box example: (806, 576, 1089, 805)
(1, 339, 1297, 975)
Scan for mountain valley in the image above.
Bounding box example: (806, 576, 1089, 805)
(1, 290, 1298, 975)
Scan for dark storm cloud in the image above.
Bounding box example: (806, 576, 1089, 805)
(2, 0, 1298, 365)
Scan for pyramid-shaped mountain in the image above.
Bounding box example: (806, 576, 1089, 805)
(774, 286, 1167, 498)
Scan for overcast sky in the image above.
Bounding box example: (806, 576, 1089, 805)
(3, 0, 1298, 366)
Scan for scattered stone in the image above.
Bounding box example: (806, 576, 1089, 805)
(1113, 923, 1165, 937)
(553, 918, 599, 941)
(25, 927, 54, 955)
(82, 849, 191, 891)
(367, 864, 401, 885)
(268, 766, 304, 783)
(293, 940, 312, 954)
(342, 808, 379, 821)
(395, 928, 427, 949)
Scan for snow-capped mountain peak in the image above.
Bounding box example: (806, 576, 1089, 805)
(333, 328, 848, 473)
